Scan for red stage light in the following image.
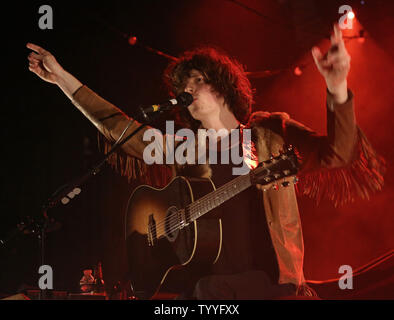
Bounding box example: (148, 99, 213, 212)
(294, 66, 302, 76)
(128, 36, 137, 46)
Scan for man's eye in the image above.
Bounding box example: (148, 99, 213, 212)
(196, 77, 204, 82)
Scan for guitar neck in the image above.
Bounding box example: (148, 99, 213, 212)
(186, 173, 252, 222)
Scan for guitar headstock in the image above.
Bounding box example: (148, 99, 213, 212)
(250, 145, 300, 188)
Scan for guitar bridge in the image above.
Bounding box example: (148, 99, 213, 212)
(147, 214, 157, 246)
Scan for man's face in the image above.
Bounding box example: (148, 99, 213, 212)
(183, 69, 226, 122)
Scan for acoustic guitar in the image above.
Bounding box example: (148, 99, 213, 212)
(125, 146, 299, 299)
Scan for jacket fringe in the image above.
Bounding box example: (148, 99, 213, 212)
(296, 127, 386, 207)
(97, 133, 172, 188)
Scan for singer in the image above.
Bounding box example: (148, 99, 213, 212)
(27, 24, 384, 299)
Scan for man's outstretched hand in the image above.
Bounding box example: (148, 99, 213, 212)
(27, 43, 64, 84)
(312, 24, 351, 103)
(27, 43, 82, 99)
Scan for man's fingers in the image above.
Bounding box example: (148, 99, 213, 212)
(326, 52, 349, 64)
(29, 64, 46, 78)
(333, 23, 342, 41)
(330, 34, 337, 46)
(26, 42, 43, 53)
(319, 60, 331, 68)
(311, 24, 351, 80)
(28, 52, 43, 60)
(28, 64, 39, 73)
(28, 55, 41, 64)
(312, 46, 328, 72)
(316, 55, 350, 73)
(313, 47, 348, 70)
(330, 24, 345, 56)
(312, 46, 324, 69)
(333, 35, 346, 53)
(337, 36, 346, 51)
(28, 57, 39, 66)
(333, 59, 350, 70)
(332, 24, 347, 52)
(26, 43, 49, 55)
(312, 47, 323, 61)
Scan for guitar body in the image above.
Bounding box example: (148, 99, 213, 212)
(124, 147, 300, 299)
(125, 176, 222, 299)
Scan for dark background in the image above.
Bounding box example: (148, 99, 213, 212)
(1, 0, 393, 298)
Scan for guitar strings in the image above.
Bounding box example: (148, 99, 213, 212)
(148, 166, 268, 239)
(148, 173, 252, 240)
(148, 155, 295, 241)
(151, 171, 295, 241)
(149, 174, 248, 240)
(154, 173, 248, 232)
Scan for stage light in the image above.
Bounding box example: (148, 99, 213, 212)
(294, 66, 302, 76)
(348, 11, 355, 20)
(128, 36, 137, 46)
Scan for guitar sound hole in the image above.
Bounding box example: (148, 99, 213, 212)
(164, 206, 180, 242)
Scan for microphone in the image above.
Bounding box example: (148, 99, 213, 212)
(140, 92, 194, 119)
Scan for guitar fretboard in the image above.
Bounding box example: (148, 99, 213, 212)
(185, 173, 253, 222)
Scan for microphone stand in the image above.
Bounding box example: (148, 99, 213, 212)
(40, 115, 154, 299)
(2, 110, 158, 300)
(41, 120, 149, 213)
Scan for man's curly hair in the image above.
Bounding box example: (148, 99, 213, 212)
(163, 47, 254, 131)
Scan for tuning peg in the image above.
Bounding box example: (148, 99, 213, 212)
(265, 155, 273, 164)
(293, 177, 299, 184)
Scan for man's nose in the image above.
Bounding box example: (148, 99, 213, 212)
(184, 83, 194, 94)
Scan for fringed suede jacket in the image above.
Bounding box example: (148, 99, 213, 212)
(71, 85, 385, 295)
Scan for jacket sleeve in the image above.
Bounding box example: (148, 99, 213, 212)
(71, 85, 173, 186)
(254, 90, 385, 206)
(284, 89, 357, 171)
